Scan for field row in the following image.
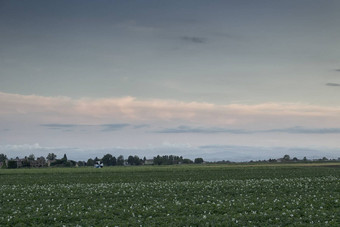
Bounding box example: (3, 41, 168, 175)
(1, 173, 339, 226)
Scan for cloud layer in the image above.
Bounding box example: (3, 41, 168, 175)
(2, 92, 340, 128)
(1, 92, 340, 161)
(326, 83, 340, 87)
(181, 36, 206, 43)
(156, 126, 340, 134)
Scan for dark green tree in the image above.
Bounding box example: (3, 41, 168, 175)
(183, 158, 193, 164)
(61, 154, 68, 164)
(153, 155, 162, 165)
(0, 153, 7, 162)
(87, 158, 94, 166)
(112, 156, 117, 166)
(127, 155, 134, 165)
(133, 155, 142, 165)
(7, 160, 17, 169)
(153, 155, 185, 165)
(283, 154, 290, 162)
(102, 154, 113, 166)
(77, 161, 85, 167)
(28, 154, 35, 161)
(194, 158, 204, 164)
(46, 153, 57, 161)
(117, 155, 124, 166)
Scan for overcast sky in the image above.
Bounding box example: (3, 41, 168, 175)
(1, 0, 340, 161)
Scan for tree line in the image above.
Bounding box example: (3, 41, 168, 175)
(1, 152, 339, 169)
(0, 153, 204, 168)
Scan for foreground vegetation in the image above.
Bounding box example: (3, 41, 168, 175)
(0, 164, 340, 226)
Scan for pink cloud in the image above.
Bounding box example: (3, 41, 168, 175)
(1, 91, 340, 127)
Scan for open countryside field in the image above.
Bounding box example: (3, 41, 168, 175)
(1, 164, 340, 226)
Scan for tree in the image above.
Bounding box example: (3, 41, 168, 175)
(102, 154, 113, 166)
(46, 153, 57, 161)
(183, 158, 193, 164)
(62, 154, 68, 161)
(61, 154, 68, 164)
(133, 155, 141, 165)
(7, 160, 17, 169)
(127, 155, 134, 165)
(283, 154, 290, 162)
(117, 155, 124, 166)
(28, 154, 35, 161)
(77, 161, 85, 167)
(194, 158, 204, 164)
(112, 156, 117, 166)
(0, 153, 7, 162)
(153, 155, 162, 165)
(87, 158, 94, 166)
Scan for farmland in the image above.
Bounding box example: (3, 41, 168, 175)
(1, 164, 340, 226)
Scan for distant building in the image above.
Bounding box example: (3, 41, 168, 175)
(30, 157, 46, 168)
(47, 160, 56, 167)
(144, 159, 154, 165)
(14, 158, 26, 168)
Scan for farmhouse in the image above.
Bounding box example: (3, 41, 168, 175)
(5, 157, 47, 168)
(14, 158, 26, 168)
(30, 157, 47, 167)
(144, 159, 154, 165)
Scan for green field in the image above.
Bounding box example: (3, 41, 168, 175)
(1, 164, 340, 226)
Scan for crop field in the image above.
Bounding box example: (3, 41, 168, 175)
(1, 164, 340, 226)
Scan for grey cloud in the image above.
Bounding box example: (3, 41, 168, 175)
(266, 127, 340, 134)
(326, 83, 340, 86)
(101, 124, 130, 131)
(335, 69, 340, 72)
(155, 125, 250, 134)
(134, 124, 150, 129)
(41, 123, 131, 131)
(156, 125, 340, 134)
(41, 124, 79, 128)
(181, 36, 206, 43)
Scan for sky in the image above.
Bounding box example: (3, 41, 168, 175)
(1, 0, 340, 161)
